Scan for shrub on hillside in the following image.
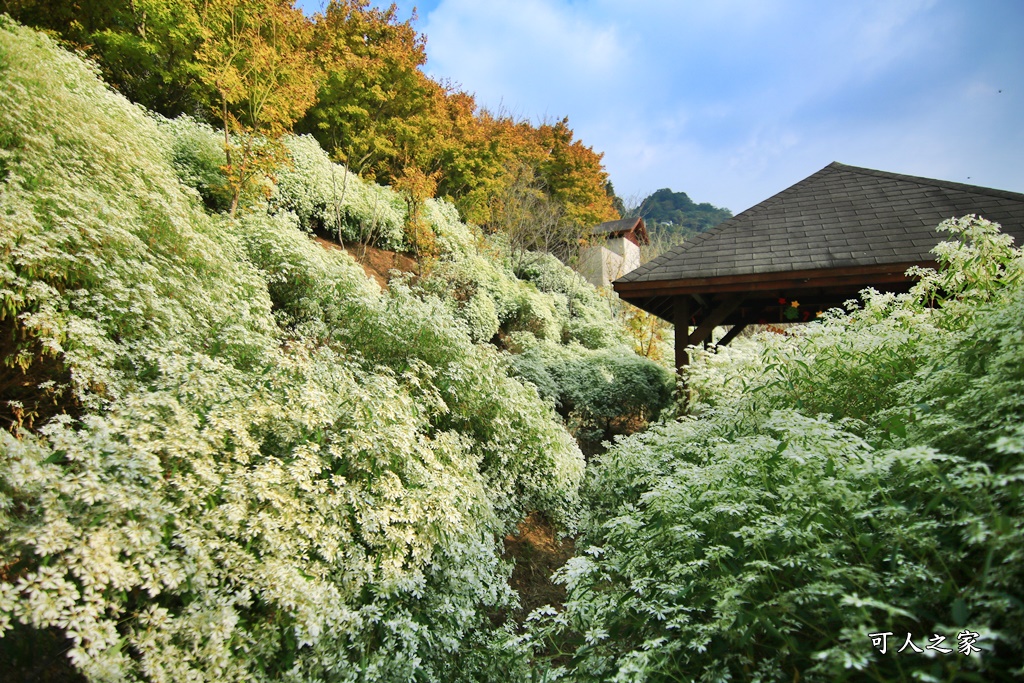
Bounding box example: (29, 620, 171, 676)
(417, 245, 671, 448)
(155, 114, 233, 213)
(507, 340, 674, 447)
(0, 21, 582, 681)
(418, 238, 629, 352)
(513, 252, 625, 349)
(271, 134, 407, 250)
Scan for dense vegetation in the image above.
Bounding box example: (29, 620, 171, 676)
(637, 187, 733, 247)
(529, 215, 1024, 681)
(3, 13, 1023, 683)
(0, 20, 669, 681)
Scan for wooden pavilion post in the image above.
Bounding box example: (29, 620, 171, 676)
(673, 296, 690, 373)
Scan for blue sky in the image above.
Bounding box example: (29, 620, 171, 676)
(299, 0, 1024, 214)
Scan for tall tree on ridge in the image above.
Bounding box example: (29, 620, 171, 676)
(299, 0, 431, 185)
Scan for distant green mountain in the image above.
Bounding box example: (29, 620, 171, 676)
(639, 188, 732, 238)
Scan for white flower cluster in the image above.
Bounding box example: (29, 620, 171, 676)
(272, 135, 407, 250)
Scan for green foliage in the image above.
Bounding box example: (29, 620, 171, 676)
(507, 339, 674, 448)
(5, 0, 621, 235)
(531, 215, 1024, 681)
(2, 0, 208, 117)
(416, 242, 624, 351)
(196, 0, 321, 216)
(0, 23, 584, 680)
(900, 216, 1024, 462)
(413, 245, 672, 452)
(384, 224, 671, 478)
(298, 0, 431, 185)
(511, 252, 625, 349)
(638, 187, 732, 235)
(735, 290, 933, 426)
(155, 114, 233, 212)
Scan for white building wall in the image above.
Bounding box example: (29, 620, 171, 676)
(608, 237, 641, 274)
(580, 237, 641, 288)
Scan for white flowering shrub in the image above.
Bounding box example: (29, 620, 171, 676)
(326, 278, 585, 526)
(531, 216, 1024, 681)
(420, 239, 631, 353)
(270, 134, 406, 250)
(460, 289, 502, 344)
(414, 228, 668, 452)
(513, 252, 626, 350)
(153, 114, 232, 213)
(1, 352, 520, 680)
(506, 339, 674, 448)
(230, 209, 379, 337)
(423, 197, 477, 258)
(504, 284, 564, 341)
(416, 253, 502, 344)
(0, 21, 584, 680)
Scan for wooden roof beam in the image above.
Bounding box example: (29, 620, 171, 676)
(716, 322, 749, 348)
(614, 261, 934, 298)
(687, 295, 745, 349)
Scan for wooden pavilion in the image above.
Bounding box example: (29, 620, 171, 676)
(613, 162, 1024, 371)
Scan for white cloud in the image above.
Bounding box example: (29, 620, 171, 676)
(413, 0, 1024, 212)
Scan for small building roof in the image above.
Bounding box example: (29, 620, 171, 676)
(591, 216, 649, 245)
(616, 162, 1024, 323)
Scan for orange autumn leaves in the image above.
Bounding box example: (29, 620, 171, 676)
(197, 0, 319, 214)
(293, 0, 620, 233)
(200, 0, 619, 232)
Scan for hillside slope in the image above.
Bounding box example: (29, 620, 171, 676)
(0, 19, 591, 681)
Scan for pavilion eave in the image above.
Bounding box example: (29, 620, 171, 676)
(614, 260, 937, 372)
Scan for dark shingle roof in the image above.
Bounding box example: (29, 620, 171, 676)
(592, 217, 642, 235)
(591, 217, 649, 245)
(618, 162, 1024, 284)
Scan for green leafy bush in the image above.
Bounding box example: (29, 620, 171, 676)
(155, 114, 232, 213)
(507, 340, 674, 447)
(513, 252, 625, 349)
(407, 209, 677, 453)
(533, 216, 1024, 681)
